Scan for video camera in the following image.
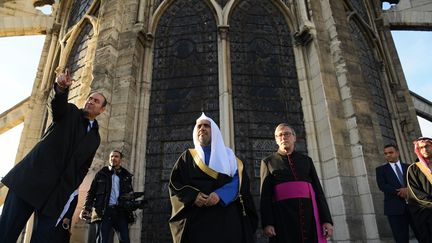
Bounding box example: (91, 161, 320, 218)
(118, 192, 148, 212)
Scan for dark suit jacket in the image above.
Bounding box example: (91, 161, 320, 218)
(376, 162, 409, 215)
(2, 85, 101, 218)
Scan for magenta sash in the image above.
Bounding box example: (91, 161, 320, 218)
(274, 181, 327, 243)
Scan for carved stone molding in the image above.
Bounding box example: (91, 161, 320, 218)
(33, 0, 55, 7)
(218, 25, 229, 40)
(293, 25, 313, 46)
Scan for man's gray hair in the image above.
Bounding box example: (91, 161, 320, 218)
(274, 123, 296, 136)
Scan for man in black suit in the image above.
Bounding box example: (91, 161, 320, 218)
(376, 144, 418, 243)
(0, 69, 106, 243)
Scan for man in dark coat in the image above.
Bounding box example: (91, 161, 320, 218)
(376, 144, 418, 243)
(0, 69, 106, 243)
(260, 123, 333, 243)
(169, 113, 257, 243)
(80, 150, 135, 243)
(407, 137, 432, 243)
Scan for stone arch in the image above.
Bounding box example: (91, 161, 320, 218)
(229, 0, 307, 166)
(228, 0, 305, 228)
(35, 0, 101, 129)
(225, 0, 299, 33)
(344, 1, 379, 47)
(142, 0, 219, 241)
(57, 0, 100, 107)
(65, 21, 95, 101)
(0, 0, 54, 37)
(65, 0, 97, 30)
(343, 1, 416, 145)
(345, 12, 397, 146)
(59, 0, 100, 67)
(148, 0, 220, 35)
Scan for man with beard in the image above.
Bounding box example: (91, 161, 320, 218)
(407, 137, 432, 243)
(0, 68, 106, 243)
(260, 123, 333, 243)
(80, 150, 134, 243)
(168, 113, 257, 243)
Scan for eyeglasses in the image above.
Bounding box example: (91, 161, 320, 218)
(275, 132, 293, 138)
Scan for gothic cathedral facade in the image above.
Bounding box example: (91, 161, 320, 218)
(19, 0, 421, 242)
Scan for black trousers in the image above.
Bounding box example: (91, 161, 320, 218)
(95, 207, 130, 243)
(0, 190, 57, 243)
(387, 207, 419, 243)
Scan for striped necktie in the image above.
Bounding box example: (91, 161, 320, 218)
(394, 164, 405, 186)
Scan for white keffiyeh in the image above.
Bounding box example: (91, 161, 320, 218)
(192, 113, 237, 177)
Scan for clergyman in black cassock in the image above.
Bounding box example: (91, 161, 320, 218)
(260, 123, 333, 243)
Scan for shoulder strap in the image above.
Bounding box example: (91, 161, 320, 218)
(406, 162, 432, 207)
(189, 149, 218, 179)
(236, 157, 244, 191)
(415, 162, 432, 184)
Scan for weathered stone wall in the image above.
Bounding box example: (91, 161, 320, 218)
(384, 0, 432, 30)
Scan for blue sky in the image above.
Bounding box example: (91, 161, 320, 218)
(0, 31, 431, 178)
(392, 31, 432, 137)
(392, 31, 432, 100)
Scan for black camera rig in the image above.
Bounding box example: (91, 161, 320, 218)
(117, 192, 147, 212)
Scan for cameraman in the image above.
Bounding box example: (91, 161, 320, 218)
(79, 150, 134, 243)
